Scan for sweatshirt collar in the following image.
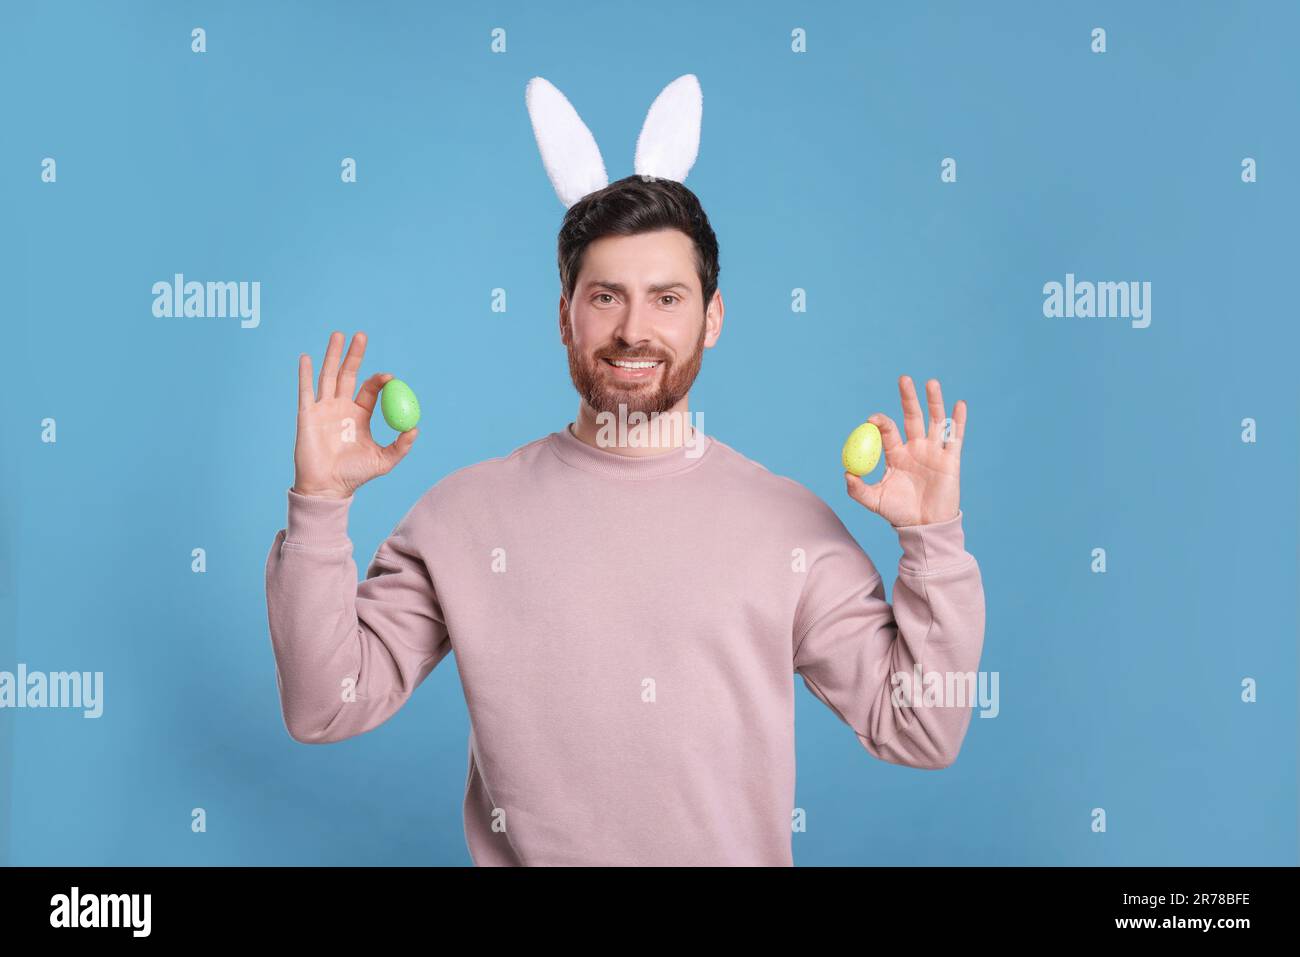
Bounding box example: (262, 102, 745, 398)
(547, 421, 713, 479)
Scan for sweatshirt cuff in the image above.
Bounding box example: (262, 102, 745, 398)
(893, 509, 970, 575)
(285, 488, 354, 546)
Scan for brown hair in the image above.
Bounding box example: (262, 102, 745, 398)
(557, 175, 720, 312)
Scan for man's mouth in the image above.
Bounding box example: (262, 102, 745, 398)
(601, 357, 663, 380)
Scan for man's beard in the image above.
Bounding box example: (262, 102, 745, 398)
(566, 318, 707, 417)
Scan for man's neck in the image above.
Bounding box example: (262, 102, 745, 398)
(571, 399, 697, 456)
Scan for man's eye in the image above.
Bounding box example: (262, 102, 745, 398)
(660, 295, 677, 305)
(594, 293, 614, 304)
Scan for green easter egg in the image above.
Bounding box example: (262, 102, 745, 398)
(841, 421, 882, 476)
(380, 379, 420, 432)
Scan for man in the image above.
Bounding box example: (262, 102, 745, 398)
(265, 174, 986, 866)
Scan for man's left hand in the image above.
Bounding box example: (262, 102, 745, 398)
(845, 375, 966, 527)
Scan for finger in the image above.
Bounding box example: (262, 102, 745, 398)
(377, 427, 419, 474)
(317, 331, 345, 400)
(337, 332, 368, 402)
(950, 399, 967, 445)
(844, 471, 883, 514)
(898, 375, 925, 442)
(868, 412, 904, 461)
(298, 353, 315, 410)
(926, 378, 948, 441)
(356, 371, 393, 415)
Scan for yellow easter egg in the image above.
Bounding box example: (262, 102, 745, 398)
(841, 422, 882, 476)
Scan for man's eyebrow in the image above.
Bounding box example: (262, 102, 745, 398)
(587, 280, 690, 295)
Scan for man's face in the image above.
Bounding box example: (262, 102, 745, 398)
(561, 229, 722, 417)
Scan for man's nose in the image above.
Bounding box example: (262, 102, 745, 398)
(613, 299, 654, 347)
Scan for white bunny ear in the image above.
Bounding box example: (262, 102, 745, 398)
(634, 74, 702, 183)
(525, 76, 609, 208)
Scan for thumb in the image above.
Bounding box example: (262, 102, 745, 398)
(377, 427, 419, 474)
(845, 470, 884, 514)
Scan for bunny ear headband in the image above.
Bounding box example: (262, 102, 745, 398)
(525, 73, 703, 208)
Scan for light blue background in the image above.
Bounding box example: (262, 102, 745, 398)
(3, 0, 1295, 866)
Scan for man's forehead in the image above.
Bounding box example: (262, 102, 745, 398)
(575, 230, 700, 293)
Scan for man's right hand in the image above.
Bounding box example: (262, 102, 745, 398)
(291, 331, 419, 499)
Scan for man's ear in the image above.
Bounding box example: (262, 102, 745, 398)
(559, 296, 572, 345)
(704, 289, 725, 348)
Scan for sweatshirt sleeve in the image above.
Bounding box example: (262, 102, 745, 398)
(264, 487, 453, 744)
(792, 507, 986, 769)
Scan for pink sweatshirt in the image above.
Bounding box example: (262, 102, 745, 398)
(265, 423, 986, 866)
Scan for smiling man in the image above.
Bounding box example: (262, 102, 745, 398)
(264, 174, 986, 866)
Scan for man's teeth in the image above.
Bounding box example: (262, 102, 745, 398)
(609, 359, 661, 369)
